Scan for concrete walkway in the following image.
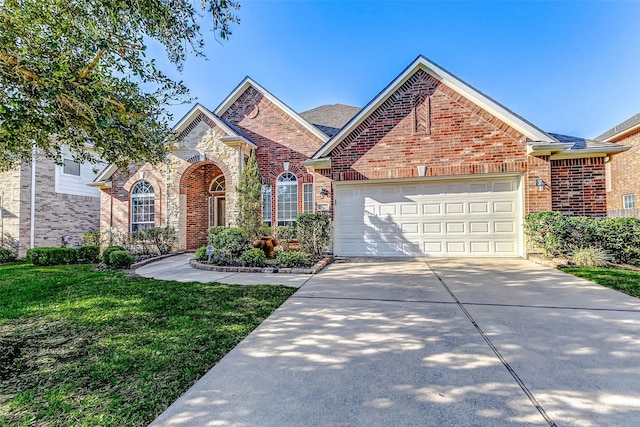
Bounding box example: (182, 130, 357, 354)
(145, 257, 640, 427)
(136, 253, 312, 287)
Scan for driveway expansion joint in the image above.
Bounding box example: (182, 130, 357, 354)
(424, 260, 558, 427)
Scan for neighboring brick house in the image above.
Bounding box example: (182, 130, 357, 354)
(597, 113, 640, 217)
(0, 149, 106, 257)
(94, 55, 627, 257)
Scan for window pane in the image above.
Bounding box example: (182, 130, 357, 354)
(262, 185, 272, 222)
(276, 173, 298, 225)
(303, 183, 314, 213)
(131, 181, 155, 231)
(63, 158, 80, 176)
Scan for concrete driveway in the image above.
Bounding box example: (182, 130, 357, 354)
(150, 258, 640, 427)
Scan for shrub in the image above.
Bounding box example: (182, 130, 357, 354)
(195, 246, 208, 261)
(275, 251, 310, 268)
(259, 223, 274, 237)
(27, 247, 78, 266)
(524, 212, 640, 264)
(76, 245, 100, 263)
(207, 226, 227, 244)
(572, 247, 608, 268)
(0, 247, 17, 264)
(236, 153, 263, 239)
(109, 250, 133, 269)
(597, 217, 640, 264)
(296, 213, 331, 256)
(144, 227, 177, 255)
(211, 227, 250, 257)
(82, 229, 102, 246)
(102, 246, 127, 265)
(275, 226, 296, 251)
(240, 248, 266, 267)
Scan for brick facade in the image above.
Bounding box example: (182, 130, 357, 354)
(1, 156, 100, 256)
(221, 86, 325, 223)
(97, 60, 617, 254)
(321, 68, 555, 216)
(606, 128, 640, 213)
(551, 158, 607, 217)
(99, 115, 245, 250)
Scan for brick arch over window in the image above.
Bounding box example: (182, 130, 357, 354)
(265, 163, 313, 184)
(122, 172, 164, 229)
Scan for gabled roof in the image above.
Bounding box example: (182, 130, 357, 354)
(214, 77, 330, 143)
(90, 103, 257, 186)
(311, 55, 558, 160)
(174, 103, 256, 148)
(597, 112, 640, 142)
(300, 104, 361, 137)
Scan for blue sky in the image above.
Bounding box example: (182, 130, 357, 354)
(162, 0, 640, 138)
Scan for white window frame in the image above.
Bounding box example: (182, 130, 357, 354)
(209, 175, 226, 192)
(623, 194, 635, 209)
(303, 183, 314, 213)
(276, 172, 298, 226)
(262, 184, 272, 226)
(131, 181, 155, 231)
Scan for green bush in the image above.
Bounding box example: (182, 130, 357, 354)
(275, 251, 310, 268)
(76, 245, 100, 263)
(27, 247, 78, 266)
(102, 246, 127, 265)
(81, 229, 105, 247)
(143, 227, 177, 255)
(524, 212, 640, 264)
(211, 227, 250, 257)
(240, 248, 266, 267)
(296, 213, 331, 256)
(597, 217, 640, 264)
(0, 247, 17, 264)
(275, 226, 296, 250)
(109, 250, 133, 269)
(259, 223, 274, 237)
(207, 226, 227, 244)
(572, 247, 608, 268)
(195, 246, 208, 261)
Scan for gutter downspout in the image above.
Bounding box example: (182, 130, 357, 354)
(30, 147, 36, 249)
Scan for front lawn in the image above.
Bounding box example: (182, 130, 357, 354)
(0, 262, 296, 426)
(561, 267, 640, 298)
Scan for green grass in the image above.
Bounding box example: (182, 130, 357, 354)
(561, 267, 640, 298)
(0, 262, 296, 426)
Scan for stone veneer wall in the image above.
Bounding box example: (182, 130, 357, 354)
(100, 119, 243, 251)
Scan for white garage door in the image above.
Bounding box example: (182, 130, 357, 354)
(334, 176, 522, 257)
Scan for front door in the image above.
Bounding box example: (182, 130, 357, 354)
(215, 197, 226, 227)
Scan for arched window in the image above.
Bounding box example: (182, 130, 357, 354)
(276, 172, 298, 226)
(131, 181, 155, 231)
(209, 175, 226, 192)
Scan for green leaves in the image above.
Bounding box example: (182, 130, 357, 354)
(237, 153, 263, 239)
(0, 0, 240, 171)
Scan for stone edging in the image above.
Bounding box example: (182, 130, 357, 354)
(190, 255, 333, 274)
(130, 251, 186, 270)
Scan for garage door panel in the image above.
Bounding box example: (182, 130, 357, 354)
(470, 241, 491, 253)
(445, 203, 465, 214)
(334, 177, 521, 257)
(423, 203, 441, 214)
